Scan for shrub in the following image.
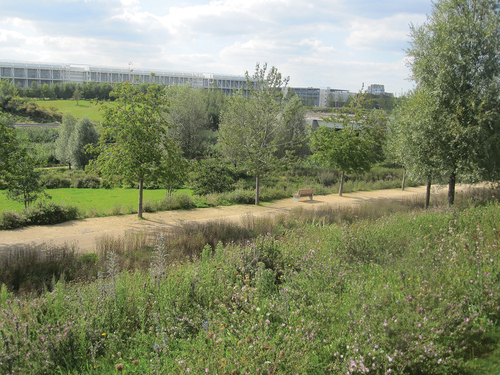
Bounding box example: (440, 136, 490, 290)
(81, 174, 101, 189)
(227, 189, 255, 204)
(40, 173, 72, 189)
(317, 171, 337, 186)
(101, 178, 114, 189)
(191, 159, 237, 195)
(71, 174, 100, 188)
(23, 201, 79, 225)
(162, 194, 196, 210)
(0, 210, 26, 229)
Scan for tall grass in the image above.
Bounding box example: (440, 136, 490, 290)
(1, 186, 499, 374)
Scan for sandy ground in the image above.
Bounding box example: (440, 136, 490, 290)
(0, 184, 457, 253)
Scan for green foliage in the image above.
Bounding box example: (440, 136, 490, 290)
(0, 200, 79, 229)
(0, 116, 17, 176)
(4, 148, 50, 208)
(203, 83, 226, 131)
(389, 88, 443, 184)
(311, 90, 376, 195)
(23, 200, 79, 225)
(407, 0, 500, 203)
(0, 210, 26, 229)
(0, 189, 499, 373)
(71, 174, 101, 189)
(191, 159, 237, 195)
(166, 84, 211, 159)
(219, 63, 306, 204)
(55, 113, 77, 169)
(15, 126, 59, 143)
(0, 283, 13, 308)
(311, 127, 372, 174)
(92, 82, 185, 218)
(39, 171, 72, 189)
(0, 79, 18, 113)
(15, 99, 63, 123)
(68, 115, 99, 169)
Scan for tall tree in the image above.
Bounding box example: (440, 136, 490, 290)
(388, 88, 444, 207)
(204, 83, 226, 131)
(166, 84, 210, 159)
(55, 114, 77, 169)
(407, 0, 500, 205)
(0, 113, 17, 177)
(68, 115, 99, 169)
(91, 82, 183, 218)
(218, 63, 305, 205)
(5, 148, 50, 208)
(310, 90, 374, 196)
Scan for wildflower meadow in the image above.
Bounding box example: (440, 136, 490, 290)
(1, 187, 499, 374)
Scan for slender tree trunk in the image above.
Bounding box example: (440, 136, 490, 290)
(339, 170, 345, 196)
(138, 179, 144, 218)
(68, 162, 71, 170)
(402, 167, 406, 191)
(255, 174, 260, 205)
(425, 176, 431, 209)
(448, 170, 456, 207)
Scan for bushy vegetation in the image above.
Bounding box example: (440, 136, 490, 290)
(0, 187, 499, 374)
(0, 200, 79, 229)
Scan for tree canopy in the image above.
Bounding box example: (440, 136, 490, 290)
(165, 84, 211, 159)
(4, 147, 49, 208)
(91, 82, 184, 218)
(68, 115, 99, 169)
(406, 0, 500, 204)
(310, 91, 373, 196)
(218, 63, 306, 205)
(55, 114, 77, 169)
(0, 114, 17, 176)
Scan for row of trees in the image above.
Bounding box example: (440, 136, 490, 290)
(4, 0, 499, 215)
(55, 114, 99, 170)
(326, 92, 397, 112)
(16, 82, 115, 101)
(389, 0, 500, 206)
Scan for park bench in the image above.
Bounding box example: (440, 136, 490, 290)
(293, 188, 314, 202)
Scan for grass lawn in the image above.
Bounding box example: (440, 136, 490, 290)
(36, 99, 110, 122)
(0, 188, 193, 215)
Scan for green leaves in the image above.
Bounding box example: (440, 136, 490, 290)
(310, 90, 375, 195)
(218, 63, 307, 204)
(310, 127, 372, 175)
(93, 82, 185, 217)
(4, 147, 50, 208)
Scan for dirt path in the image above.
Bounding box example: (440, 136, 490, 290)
(0, 185, 455, 253)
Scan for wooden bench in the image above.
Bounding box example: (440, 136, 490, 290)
(293, 188, 314, 202)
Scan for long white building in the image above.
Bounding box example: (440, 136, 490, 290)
(0, 60, 358, 105)
(0, 60, 248, 95)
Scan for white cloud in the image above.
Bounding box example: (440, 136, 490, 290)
(345, 13, 426, 51)
(120, 0, 139, 6)
(0, 0, 431, 92)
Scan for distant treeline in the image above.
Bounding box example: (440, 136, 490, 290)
(15, 81, 123, 101)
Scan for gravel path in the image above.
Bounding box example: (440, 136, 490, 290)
(0, 185, 455, 253)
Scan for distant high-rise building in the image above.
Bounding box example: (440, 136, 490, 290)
(367, 84, 385, 95)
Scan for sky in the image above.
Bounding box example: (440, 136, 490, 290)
(0, 0, 434, 94)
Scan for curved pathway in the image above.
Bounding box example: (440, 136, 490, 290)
(0, 184, 460, 253)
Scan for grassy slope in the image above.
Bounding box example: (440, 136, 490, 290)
(0, 189, 499, 374)
(0, 188, 193, 214)
(36, 99, 106, 122)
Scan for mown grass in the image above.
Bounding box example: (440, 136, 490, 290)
(0, 188, 193, 217)
(35, 99, 108, 122)
(1, 187, 499, 374)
